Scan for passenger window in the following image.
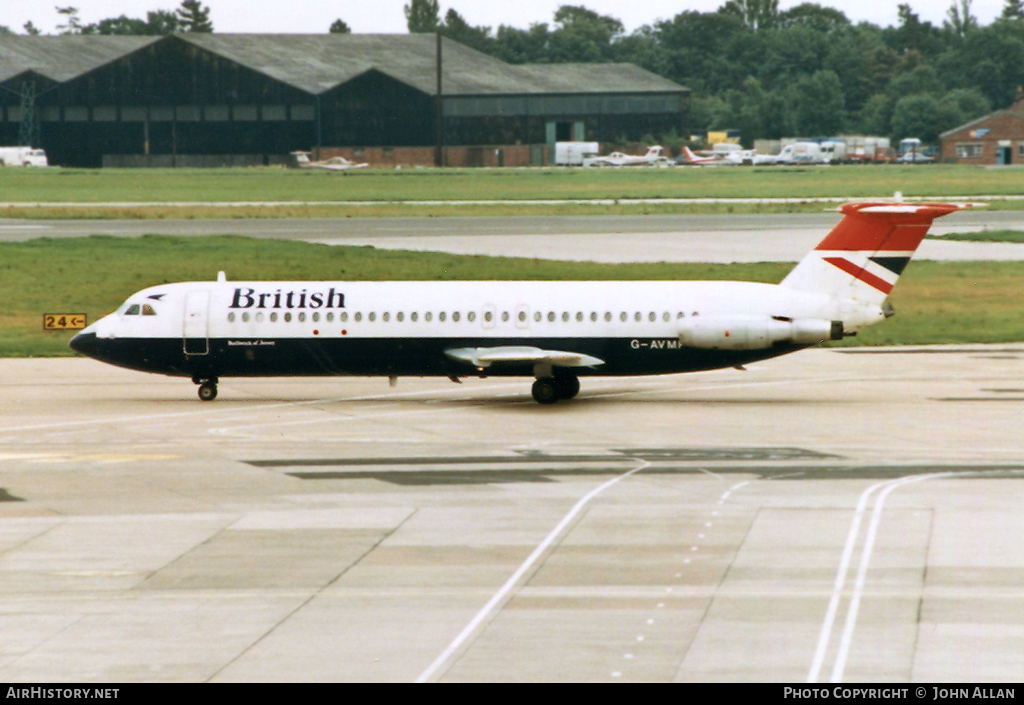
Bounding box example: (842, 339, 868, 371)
(411, 312, 419, 322)
(271, 312, 278, 322)
(547, 312, 555, 322)
(620, 312, 627, 322)
(312, 312, 320, 322)
(484, 311, 493, 323)
(425, 312, 433, 322)
(368, 312, 376, 322)
(326, 312, 334, 322)
(663, 312, 670, 322)
(502, 312, 510, 322)
(439, 312, 446, 322)
(298, 312, 306, 322)
(635, 312, 642, 322)
(397, 312, 404, 322)
(354, 312, 362, 322)
(142, 304, 156, 316)
(285, 312, 292, 322)
(452, 312, 460, 322)
(519, 311, 526, 322)
(382, 312, 390, 322)
(534, 311, 541, 322)
(228, 312, 236, 323)
(576, 312, 583, 322)
(605, 312, 612, 322)
(124, 304, 140, 316)
(590, 312, 598, 322)
(562, 312, 569, 322)
(649, 312, 656, 322)
(468, 311, 476, 322)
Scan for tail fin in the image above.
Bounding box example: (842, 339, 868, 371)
(781, 201, 965, 305)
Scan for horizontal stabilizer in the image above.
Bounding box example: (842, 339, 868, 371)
(445, 346, 605, 369)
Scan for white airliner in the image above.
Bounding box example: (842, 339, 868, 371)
(70, 201, 967, 403)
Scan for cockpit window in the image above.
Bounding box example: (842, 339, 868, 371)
(142, 304, 156, 316)
(124, 304, 140, 315)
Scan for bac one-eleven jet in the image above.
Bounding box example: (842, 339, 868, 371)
(70, 200, 968, 404)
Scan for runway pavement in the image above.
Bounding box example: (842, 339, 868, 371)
(3, 210, 1024, 262)
(1, 349, 1023, 682)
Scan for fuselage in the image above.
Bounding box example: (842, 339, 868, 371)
(67, 200, 969, 403)
(70, 278, 855, 381)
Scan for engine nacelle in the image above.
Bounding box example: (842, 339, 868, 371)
(678, 316, 843, 350)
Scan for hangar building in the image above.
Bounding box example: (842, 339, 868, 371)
(0, 33, 689, 167)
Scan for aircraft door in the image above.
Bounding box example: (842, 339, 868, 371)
(183, 291, 210, 355)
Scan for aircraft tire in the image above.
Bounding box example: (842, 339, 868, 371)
(554, 374, 580, 400)
(531, 377, 559, 405)
(198, 382, 218, 401)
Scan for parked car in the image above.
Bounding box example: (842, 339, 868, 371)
(897, 151, 935, 164)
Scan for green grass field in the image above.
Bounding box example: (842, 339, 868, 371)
(6, 235, 1024, 357)
(1, 165, 1024, 217)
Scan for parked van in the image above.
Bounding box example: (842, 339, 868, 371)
(819, 140, 847, 163)
(0, 147, 48, 167)
(775, 141, 823, 165)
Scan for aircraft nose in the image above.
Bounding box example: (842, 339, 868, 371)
(69, 330, 99, 358)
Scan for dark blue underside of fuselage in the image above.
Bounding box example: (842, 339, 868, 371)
(70, 334, 808, 379)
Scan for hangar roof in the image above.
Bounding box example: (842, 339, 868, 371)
(0, 33, 687, 98)
(0, 35, 158, 84)
(940, 98, 1024, 139)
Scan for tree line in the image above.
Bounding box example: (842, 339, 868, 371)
(404, 0, 1024, 146)
(6, 1, 1024, 146)
(1, 2, 213, 37)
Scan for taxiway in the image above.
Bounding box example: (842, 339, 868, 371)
(1, 349, 1022, 681)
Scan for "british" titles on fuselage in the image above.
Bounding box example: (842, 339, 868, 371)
(230, 287, 345, 310)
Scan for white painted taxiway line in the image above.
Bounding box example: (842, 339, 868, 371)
(416, 459, 652, 683)
(807, 473, 953, 684)
(0, 194, 1022, 209)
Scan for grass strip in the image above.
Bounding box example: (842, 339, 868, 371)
(2, 164, 1024, 206)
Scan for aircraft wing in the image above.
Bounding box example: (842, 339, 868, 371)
(445, 346, 604, 369)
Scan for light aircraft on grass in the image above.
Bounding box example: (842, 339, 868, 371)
(678, 146, 774, 166)
(585, 145, 669, 167)
(70, 199, 971, 404)
(292, 151, 369, 170)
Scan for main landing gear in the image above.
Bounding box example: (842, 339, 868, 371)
(531, 373, 580, 405)
(193, 375, 218, 401)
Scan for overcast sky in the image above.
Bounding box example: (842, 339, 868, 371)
(0, 1, 1009, 36)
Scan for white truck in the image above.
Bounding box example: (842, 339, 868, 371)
(775, 141, 824, 165)
(555, 141, 599, 166)
(0, 147, 48, 167)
